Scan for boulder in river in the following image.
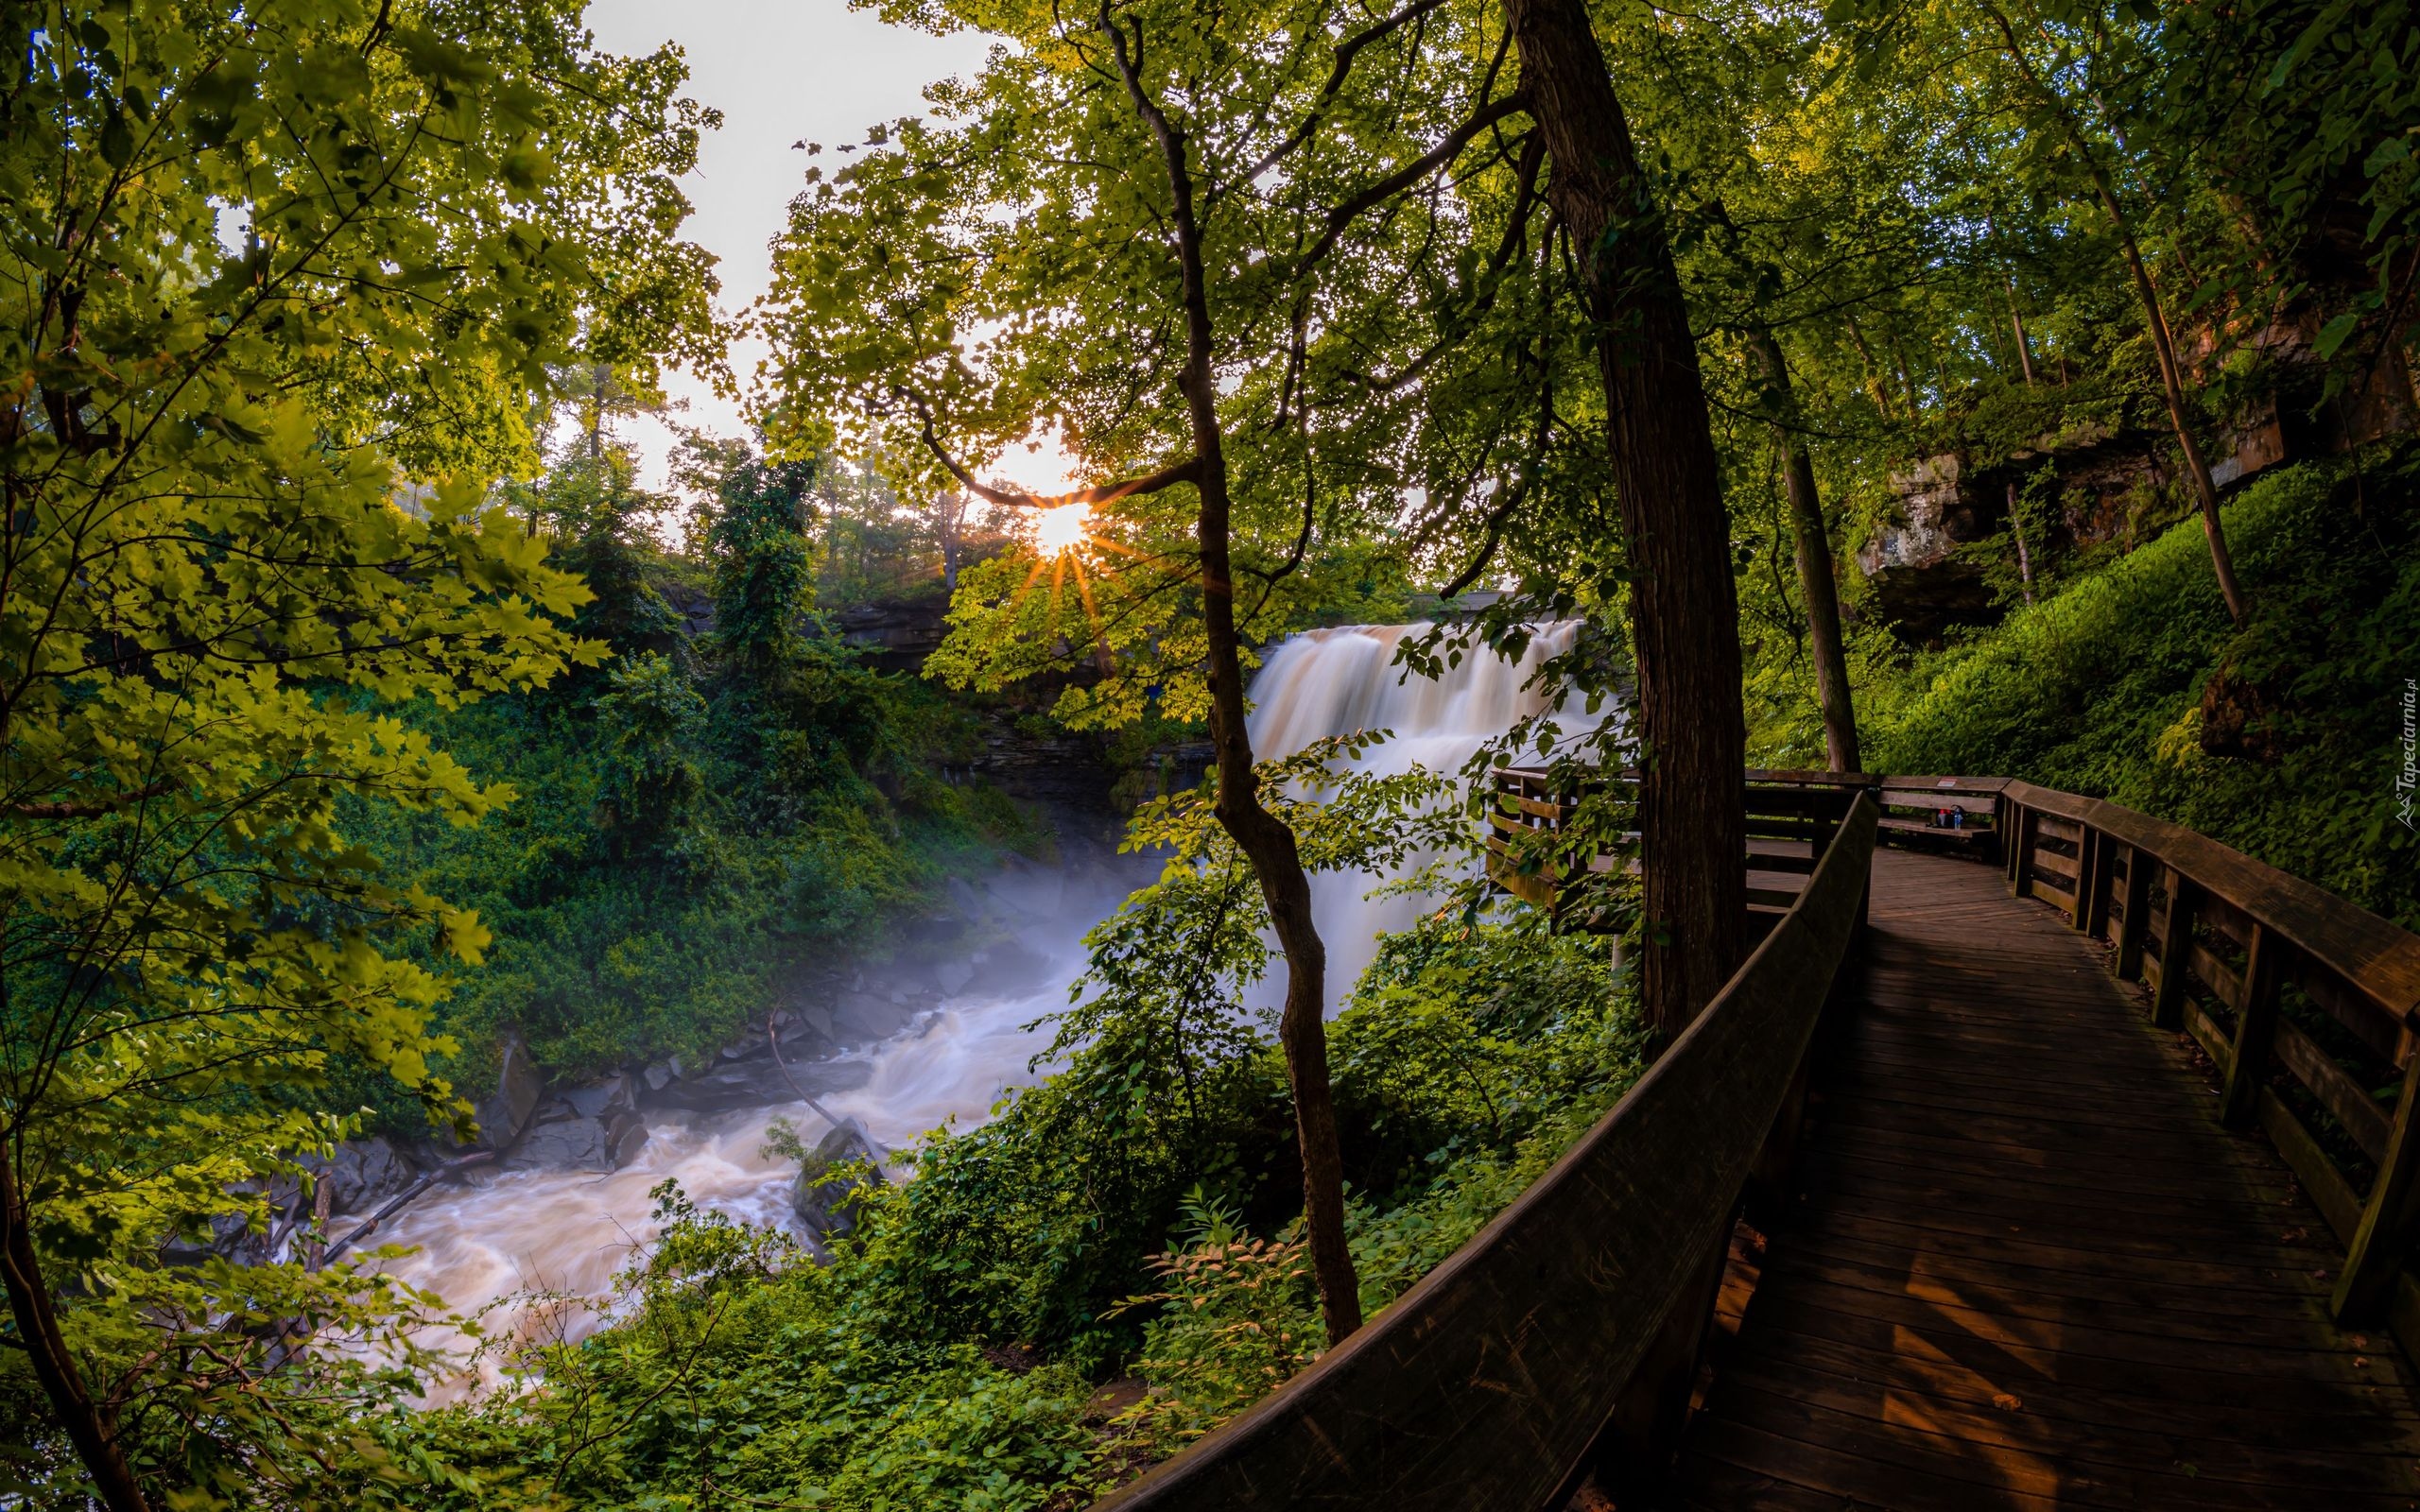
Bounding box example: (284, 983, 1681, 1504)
(791, 1121, 887, 1259)
(470, 1032, 545, 1151)
(507, 1105, 648, 1172)
(639, 1048, 873, 1116)
(302, 1137, 422, 1216)
(562, 1074, 636, 1122)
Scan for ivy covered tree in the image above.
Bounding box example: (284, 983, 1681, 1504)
(0, 1, 717, 1505)
(704, 452, 821, 680)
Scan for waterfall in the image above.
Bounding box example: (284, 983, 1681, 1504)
(1245, 621, 1584, 999)
(363, 619, 1579, 1392)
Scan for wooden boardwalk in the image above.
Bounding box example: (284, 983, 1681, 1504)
(1664, 847, 2420, 1511)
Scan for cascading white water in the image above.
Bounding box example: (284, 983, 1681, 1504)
(1246, 621, 1582, 998)
(365, 621, 1577, 1392)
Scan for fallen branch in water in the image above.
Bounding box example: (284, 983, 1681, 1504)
(316, 1150, 497, 1269)
(767, 1015, 896, 1165)
(766, 1017, 845, 1133)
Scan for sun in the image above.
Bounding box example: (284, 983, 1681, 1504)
(1032, 501, 1092, 557)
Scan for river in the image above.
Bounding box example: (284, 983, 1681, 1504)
(368, 620, 1579, 1388)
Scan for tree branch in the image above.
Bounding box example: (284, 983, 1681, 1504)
(1225, 0, 1453, 196)
(8, 782, 173, 820)
(1294, 93, 1530, 280)
(890, 387, 1201, 507)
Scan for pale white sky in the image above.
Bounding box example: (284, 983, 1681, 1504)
(582, 0, 1075, 498)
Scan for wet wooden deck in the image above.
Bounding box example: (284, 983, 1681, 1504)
(1664, 848, 2420, 1510)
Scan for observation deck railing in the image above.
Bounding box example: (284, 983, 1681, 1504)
(1096, 770, 2420, 1507)
(1095, 788, 1878, 1509)
(1996, 781, 2420, 1332)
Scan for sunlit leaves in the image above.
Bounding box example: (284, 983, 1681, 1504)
(0, 0, 719, 1503)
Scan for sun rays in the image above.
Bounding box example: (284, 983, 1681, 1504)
(1005, 499, 1137, 675)
(1031, 501, 1092, 556)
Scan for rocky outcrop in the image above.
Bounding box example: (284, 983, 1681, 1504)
(507, 1075, 649, 1172)
(1856, 323, 2419, 644)
(1858, 454, 1998, 641)
(302, 1137, 423, 1216)
(828, 594, 952, 673)
(791, 1120, 888, 1258)
(470, 1032, 545, 1152)
(1858, 399, 2311, 643)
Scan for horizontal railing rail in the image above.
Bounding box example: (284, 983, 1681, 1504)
(1094, 794, 1878, 1511)
(1996, 780, 2420, 1346)
(1487, 768, 1876, 924)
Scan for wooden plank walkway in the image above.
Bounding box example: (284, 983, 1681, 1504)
(1663, 847, 2420, 1511)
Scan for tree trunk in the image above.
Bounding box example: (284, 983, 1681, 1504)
(0, 1138, 152, 1512)
(2092, 170, 2250, 623)
(2007, 278, 2037, 387)
(1107, 17, 1363, 1344)
(1747, 327, 1860, 774)
(1975, 2, 2249, 624)
(1504, 0, 1747, 1039)
(2007, 480, 2036, 606)
(1842, 316, 1897, 420)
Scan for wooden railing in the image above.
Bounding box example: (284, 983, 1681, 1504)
(1998, 782, 2420, 1346)
(1093, 794, 1879, 1510)
(1492, 769, 2420, 1350)
(1484, 766, 1993, 926)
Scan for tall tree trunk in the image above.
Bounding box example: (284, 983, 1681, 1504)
(2007, 278, 2037, 387)
(1747, 327, 1860, 774)
(1842, 317, 1897, 419)
(1107, 14, 1362, 1344)
(2007, 481, 2036, 605)
(1504, 0, 1746, 1039)
(1977, 2, 2250, 624)
(2091, 168, 2251, 623)
(0, 1138, 151, 1512)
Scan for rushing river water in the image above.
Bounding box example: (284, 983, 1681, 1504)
(370, 621, 1581, 1387)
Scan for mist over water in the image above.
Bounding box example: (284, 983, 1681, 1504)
(369, 622, 1578, 1389)
(368, 860, 1145, 1391)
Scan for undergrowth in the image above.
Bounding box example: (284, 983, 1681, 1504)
(1870, 438, 2420, 927)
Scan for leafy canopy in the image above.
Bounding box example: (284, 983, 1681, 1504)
(0, 0, 718, 1504)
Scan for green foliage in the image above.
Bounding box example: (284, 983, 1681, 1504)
(1104, 1192, 1322, 1447)
(707, 454, 822, 678)
(370, 1185, 1112, 1512)
(811, 736, 1456, 1367)
(344, 857, 1637, 1508)
(354, 442, 1038, 1082)
(0, 0, 720, 1503)
(763, 0, 1530, 724)
(594, 651, 710, 848)
(1872, 442, 2420, 925)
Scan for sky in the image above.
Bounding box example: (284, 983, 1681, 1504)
(581, 0, 1076, 498)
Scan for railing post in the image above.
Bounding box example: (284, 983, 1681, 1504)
(2081, 827, 2114, 938)
(2009, 806, 2036, 900)
(1588, 1212, 1736, 1506)
(2219, 922, 2282, 1129)
(2112, 844, 2152, 982)
(2168, 870, 2206, 1025)
(2150, 869, 2195, 1030)
(2001, 796, 2018, 886)
(2334, 1049, 2420, 1322)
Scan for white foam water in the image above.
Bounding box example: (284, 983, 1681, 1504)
(1245, 621, 1583, 996)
